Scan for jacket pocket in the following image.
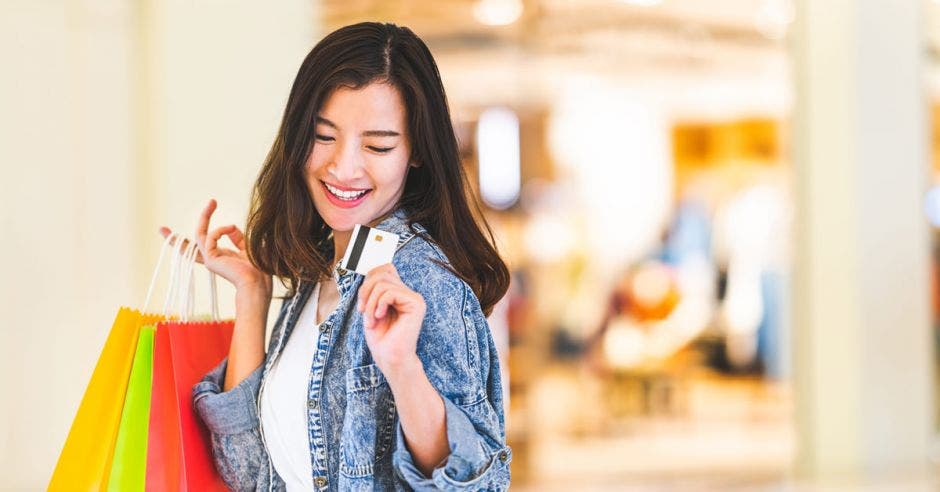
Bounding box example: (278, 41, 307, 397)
(340, 363, 396, 478)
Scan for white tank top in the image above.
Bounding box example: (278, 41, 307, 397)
(259, 281, 322, 491)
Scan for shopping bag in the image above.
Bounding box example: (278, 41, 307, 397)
(146, 319, 233, 492)
(146, 323, 182, 492)
(48, 308, 163, 491)
(49, 231, 194, 491)
(170, 319, 233, 491)
(107, 325, 157, 492)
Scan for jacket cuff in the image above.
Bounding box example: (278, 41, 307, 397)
(192, 357, 264, 435)
(392, 396, 512, 491)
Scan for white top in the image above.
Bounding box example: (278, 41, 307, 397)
(259, 281, 322, 491)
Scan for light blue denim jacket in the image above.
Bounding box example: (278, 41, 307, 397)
(191, 206, 512, 491)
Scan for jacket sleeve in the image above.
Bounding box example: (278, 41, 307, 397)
(192, 359, 266, 492)
(191, 296, 290, 492)
(392, 261, 512, 491)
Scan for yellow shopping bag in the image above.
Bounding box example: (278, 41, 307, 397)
(48, 308, 163, 491)
(49, 232, 188, 491)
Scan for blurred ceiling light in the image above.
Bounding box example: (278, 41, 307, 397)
(756, 0, 794, 40)
(473, 0, 524, 26)
(547, 78, 672, 268)
(477, 107, 521, 209)
(619, 0, 663, 6)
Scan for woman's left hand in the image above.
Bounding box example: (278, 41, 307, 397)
(357, 263, 426, 375)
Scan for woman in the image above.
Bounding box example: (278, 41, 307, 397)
(160, 22, 512, 491)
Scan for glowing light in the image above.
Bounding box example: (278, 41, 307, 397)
(477, 106, 521, 209)
(620, 0, 662, 6)
(755, 0, 794, 40)
(547, 77, 672, 268)
(603, 317, 647, 369)
(473, 0, 523, 26)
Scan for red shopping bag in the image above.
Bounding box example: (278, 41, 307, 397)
(146, 319, 233, 491)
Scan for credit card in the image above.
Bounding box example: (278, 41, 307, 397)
(339, 224, 399, 275)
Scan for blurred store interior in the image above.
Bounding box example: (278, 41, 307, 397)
(2, 0, 939, 490)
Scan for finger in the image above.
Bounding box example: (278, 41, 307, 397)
(357, 271, 382, 311)
(159, 227, 206, 263)
(374, 287, 405, 319)
(363, 281, 396, 319)
(224, 225, 247, 250)
(358, 268, 395, 311)
(372, 263, 400, 281)
(196, 199, 217, 245)
(159, 226, 182, 246)
(163, 228, 192, 255)
(363, 281, 393, 328)
(206, 224, 235, 254)
(376, 287, 421, 319)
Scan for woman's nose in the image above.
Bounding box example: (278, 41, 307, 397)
(327, 142, 365, 181)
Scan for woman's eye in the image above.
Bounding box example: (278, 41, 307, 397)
(315, 134, 334, 142)
(368, 146, 394, 153)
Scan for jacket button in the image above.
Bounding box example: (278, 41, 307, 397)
(314, 476, 327, 487)
(319, 322, 330, 333)
(307, 398, 318, 409)
(498, 450, 509, 463)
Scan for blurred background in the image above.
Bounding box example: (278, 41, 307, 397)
(1, 0, 938, 490)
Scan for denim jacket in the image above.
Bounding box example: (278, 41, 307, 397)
(191, 206, 512, 491)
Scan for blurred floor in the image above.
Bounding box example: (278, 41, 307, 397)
(509, 364, 787, 487)
(510, 365, 939, 491)
(515, 473, 940, 492)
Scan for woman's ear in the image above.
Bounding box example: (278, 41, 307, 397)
(409, 161, 421, 168)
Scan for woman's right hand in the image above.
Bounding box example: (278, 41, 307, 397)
(158, 199, 271, 298)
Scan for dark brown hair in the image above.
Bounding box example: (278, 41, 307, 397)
(245, 22, 509, 316)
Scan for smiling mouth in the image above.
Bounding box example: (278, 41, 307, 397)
(322, 180, 372, 201)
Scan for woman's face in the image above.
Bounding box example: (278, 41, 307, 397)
(305, 82, 413, 233)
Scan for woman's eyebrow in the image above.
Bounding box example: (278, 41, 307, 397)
(316, 116, 400, 137)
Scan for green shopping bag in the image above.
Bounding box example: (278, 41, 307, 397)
(48, 308, 157, 491)
(107, 325, 156, 492)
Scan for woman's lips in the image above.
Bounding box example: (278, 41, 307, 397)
(322, 180, 370, 192)
(321, 180, 371, 208)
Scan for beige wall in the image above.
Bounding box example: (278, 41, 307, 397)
(0, 1, 316, 488)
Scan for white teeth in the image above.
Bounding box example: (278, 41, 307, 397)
(324, 182, 369, 200)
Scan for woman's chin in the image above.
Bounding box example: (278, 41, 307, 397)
(319, 209, 362, 233)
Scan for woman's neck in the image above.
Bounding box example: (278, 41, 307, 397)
(331, 229, 351, 266)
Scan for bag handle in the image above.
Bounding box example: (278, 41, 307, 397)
(174, 236, 222, 322)
(164, 238, 193, 317)
(143, 233, 221, 320)
(142, 231, 178, 312)
(176, 239, 199, 320)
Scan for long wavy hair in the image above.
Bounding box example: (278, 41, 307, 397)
(245, 22, 509, 316)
